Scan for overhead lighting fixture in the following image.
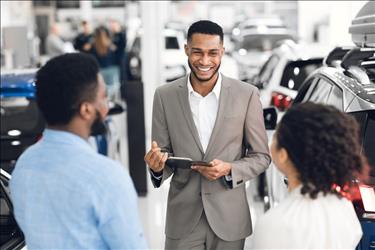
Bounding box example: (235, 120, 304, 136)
(8, 129, 21, 136)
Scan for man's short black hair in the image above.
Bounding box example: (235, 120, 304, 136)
(36, 53, 99, 125)
(187, 20, 223, 43)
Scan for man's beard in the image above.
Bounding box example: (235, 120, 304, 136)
(90, 110, 107, 136)
(188, 61, 220, 82)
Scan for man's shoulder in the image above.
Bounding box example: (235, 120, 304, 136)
(155, 75, 187, 94)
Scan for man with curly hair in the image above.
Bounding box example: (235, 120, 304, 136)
(253, 102, 367, 249)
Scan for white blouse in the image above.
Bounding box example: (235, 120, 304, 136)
(253, 185, 362, 249)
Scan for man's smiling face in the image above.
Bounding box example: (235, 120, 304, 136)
(185, 33, 224, 83)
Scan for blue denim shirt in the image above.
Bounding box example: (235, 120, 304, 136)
(10, 129, 148, 249)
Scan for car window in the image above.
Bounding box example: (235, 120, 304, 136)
(306, 78, 333, 104)
(326, 85, 344, 111)
(280, 59, 323, 91)
(258, 55, 280, 88)
(165, 36, 179, 49)
(294, 78, 318, 104)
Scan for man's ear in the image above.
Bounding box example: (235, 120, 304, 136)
(184, 44, 189, 56)
(79, 102, 94, 121)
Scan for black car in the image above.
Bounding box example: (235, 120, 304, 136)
(0, 170, 25, 249)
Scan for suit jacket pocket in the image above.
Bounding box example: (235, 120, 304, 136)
(171, 168, 191, 189)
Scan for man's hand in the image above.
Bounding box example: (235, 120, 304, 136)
(144, 141, 168, 173)
(191, 159, 232, 181)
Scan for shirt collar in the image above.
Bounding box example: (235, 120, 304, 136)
(42, 128, 94, 152)
(187, 72, 222, 99)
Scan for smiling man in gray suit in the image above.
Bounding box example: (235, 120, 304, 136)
(144, 20, 271, 249)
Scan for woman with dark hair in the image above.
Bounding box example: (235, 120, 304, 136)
(89, 26, 121, 100)
(253, 102, 367, 249)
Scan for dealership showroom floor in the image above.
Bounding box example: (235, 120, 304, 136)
(1, 1, 374, 250)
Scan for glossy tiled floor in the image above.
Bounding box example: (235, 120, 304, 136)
(138, 177, 265, 250)
(115, 102, 266, 249)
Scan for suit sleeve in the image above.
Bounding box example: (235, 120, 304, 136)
(229, 88, 271, 189)
(150, 89, 174, 188)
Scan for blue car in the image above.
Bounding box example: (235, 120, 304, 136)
(0, 69, 124, 174)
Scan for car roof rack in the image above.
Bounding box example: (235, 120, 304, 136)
(341, 47, 375, 69)
(348, 1, 375, 47)
(323, 46, 353, 66)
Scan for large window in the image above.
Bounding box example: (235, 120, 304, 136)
(92, 0, 125, 8)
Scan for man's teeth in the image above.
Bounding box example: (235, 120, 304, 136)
(198, 67, 211, 72)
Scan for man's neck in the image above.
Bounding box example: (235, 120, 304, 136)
(48, 122, 90, 140)
(190, 73, 219, 97)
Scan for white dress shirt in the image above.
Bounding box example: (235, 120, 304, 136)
(253, 185, 363, 249)
(187, 73, 222, 153)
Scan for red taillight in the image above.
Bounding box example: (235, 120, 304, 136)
(271, 91, 293, 111)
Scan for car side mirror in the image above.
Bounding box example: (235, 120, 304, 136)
(263, 107, 277, 130)
(108, 101, 124, 116)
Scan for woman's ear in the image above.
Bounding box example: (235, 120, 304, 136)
(279, 147, 289, 165)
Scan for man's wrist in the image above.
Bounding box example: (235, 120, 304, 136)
(225, 163, 232, 176)
(150, 168, 163, 176)
(149, 168, 163, 180)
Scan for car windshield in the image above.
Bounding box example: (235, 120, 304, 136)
(236, 34, 294, 51)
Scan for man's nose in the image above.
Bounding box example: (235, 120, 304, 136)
(199, 54, 210, 65)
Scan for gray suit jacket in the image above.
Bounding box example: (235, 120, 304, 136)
(151, 74, 271, 241)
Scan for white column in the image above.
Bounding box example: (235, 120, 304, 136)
(80, 0, 93, 23)
(141, 1, 168, 149)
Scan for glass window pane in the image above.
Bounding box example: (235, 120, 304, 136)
(307, 78, 332, 104)
(326, 85, 344, 111)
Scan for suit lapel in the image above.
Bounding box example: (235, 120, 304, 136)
(177, 77, 204, 154)
(204, 75, 231, 160)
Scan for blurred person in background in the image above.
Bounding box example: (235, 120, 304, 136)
(73, 20, 93, 52)
(89, 26, 121, 100)
(109, 19, 126, 70)
(253, 102, 367, 249)
(10, 53, 147, 249)
(46, 24, 65, 58)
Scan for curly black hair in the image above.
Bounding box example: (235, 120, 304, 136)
(275, 102, 367, 199)
(36, 53, 99, 125)
(187, 20, 223, 43)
